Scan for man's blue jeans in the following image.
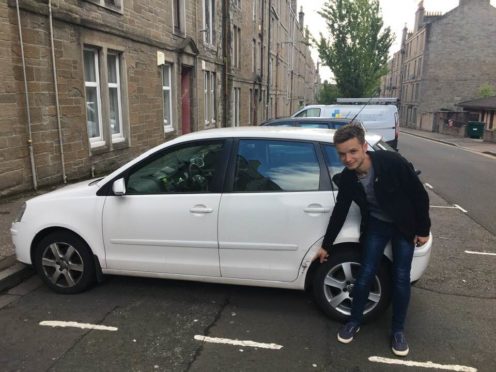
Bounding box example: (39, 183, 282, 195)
(350, 216, 415, 333)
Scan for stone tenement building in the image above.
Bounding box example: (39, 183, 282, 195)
(0, 0, 318, 197)
(380, 0, 496, 128)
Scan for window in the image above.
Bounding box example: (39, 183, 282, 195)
(295, 108, 321, 117)
(204, 71, 216, 126)
(86, 0, 122, 12)
(108, 52, 123, 140)
(232, 25, 241, 69)
(84, 47, 126, 147)
(322, 145, 344, 188)
(84, 48, 103, 144)
(203, 0, 215, 44)
(232, 87, 240, 127)
(233, 139, 320, 192)
(173, 0, 184, 34)
(162, 64, 173, 131)
(127, 141, 225, 194)
(249, 89, 252, 125)
(252, 39, 256, 72)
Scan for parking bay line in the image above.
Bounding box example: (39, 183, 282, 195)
(465, 250, 496, 256)
(369, 356, 477, 372)
(194, 335, 283, 350)
(40, 320, 118, 331)
(430, 205, 468, 213)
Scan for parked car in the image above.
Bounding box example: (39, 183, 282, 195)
(11, 127, 432, 321)
(261, 117, 364, 130)
(292, 99, 400, 149)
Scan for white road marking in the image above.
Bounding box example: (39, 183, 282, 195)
(424, 183, 434, 189)
(430, 205, 468, 213)
(369, 356, 477, 371)
(453, 204, 468, 213)
(39, 321, 118, 331)
(194, 335, 283, 350)
(465, 250, 496, 256)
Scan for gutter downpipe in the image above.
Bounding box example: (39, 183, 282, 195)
(15, 0, 37, 190)
(266, 0, 271, 120)
(49, 0, 67, 183)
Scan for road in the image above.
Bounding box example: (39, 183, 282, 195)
(399, 133, 496, 235)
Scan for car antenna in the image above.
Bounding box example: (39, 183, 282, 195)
(348, 91, 379, 124)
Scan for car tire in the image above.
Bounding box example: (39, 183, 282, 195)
(312, 246, 392, 322)
(34, 231, 96, 294)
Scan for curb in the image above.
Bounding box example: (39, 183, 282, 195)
(0, 255, 34, 293)
(400, 130, 458, 147)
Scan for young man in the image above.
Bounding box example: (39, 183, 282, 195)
(314, 124, 430, 356)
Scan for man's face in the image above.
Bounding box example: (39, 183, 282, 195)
(336, 138, 368, 171)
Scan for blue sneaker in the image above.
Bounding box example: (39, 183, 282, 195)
(391, 331, 409, 356)
(337, 322, 360, 344)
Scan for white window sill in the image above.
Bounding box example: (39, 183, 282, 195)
(90, 140, 106, 149)
(112, 136, 126, 144)
(165, 126, 175, 133)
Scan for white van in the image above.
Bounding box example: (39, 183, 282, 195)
(292, 98, 399, 149)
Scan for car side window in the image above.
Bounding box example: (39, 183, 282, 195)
(295, 108, 321, 117)
(299, 123, 329, 128)
(233, 139, 320, 192)
(322, 144, 344, 188)
(126, 141, 224, 194)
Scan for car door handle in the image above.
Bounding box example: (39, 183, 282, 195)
(190, 206, 213, 214)
(304, 206, 330, 213)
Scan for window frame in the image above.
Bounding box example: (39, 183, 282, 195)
(203, 0, 215, 45)
(107, 51, 124, 142)
(84, 47, 104, 147)
(86, 0, 123, 13)
(162, 64, 174, 132)
(204, 70, 216, 127)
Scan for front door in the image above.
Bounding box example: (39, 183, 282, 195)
(181, 67, 192, 134)
(102, 140, 226, 276)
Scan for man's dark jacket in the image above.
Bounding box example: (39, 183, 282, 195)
(322, 150, 431, 252)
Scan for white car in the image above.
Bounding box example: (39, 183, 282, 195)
(11, 127, 432, 321)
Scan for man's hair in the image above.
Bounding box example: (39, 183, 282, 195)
(333, 124, 366, 145)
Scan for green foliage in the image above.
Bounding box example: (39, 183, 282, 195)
(316, 0, 394, 97)
(478, 83, 495, 98)
(317, 81, 339, 104)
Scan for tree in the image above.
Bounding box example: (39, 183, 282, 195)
(316, 0, 393, 98)
(478, 83, 495, 98)
(317, 80, 339, 104)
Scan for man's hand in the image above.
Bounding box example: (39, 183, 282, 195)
(414, 235, 429, 247)
(313, 247, 329, 263)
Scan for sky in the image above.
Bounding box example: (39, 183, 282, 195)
(301, 0, 496, 82)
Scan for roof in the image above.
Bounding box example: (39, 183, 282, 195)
(456, 96, 496, 110)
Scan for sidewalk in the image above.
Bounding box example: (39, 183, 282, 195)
(1, 128, 496, 293)
(400, 127, 496, 157)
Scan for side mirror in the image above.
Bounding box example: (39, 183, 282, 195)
(112, 178, 126, 196)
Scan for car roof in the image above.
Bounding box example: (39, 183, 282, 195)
(265, 117, 356, 123)
(170, 126, 337, 143)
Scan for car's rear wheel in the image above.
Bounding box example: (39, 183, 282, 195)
(34, 231, 96, 294)
(312, 246, 392, 322)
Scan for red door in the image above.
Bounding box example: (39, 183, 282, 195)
(181, 67, 192, 134)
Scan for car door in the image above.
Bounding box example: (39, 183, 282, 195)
(218, 138, 333, 282)
(102, 139, 228, 276)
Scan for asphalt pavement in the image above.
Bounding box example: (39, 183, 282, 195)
(1, 127, 495, 293)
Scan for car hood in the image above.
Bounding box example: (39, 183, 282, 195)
(27, 179, 101, 204)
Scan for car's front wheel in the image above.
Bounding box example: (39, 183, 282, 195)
(34, 231, 96, 294)
(312, 246, 392, 322)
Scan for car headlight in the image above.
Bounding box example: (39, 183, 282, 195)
(14, 202, 26, 223)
